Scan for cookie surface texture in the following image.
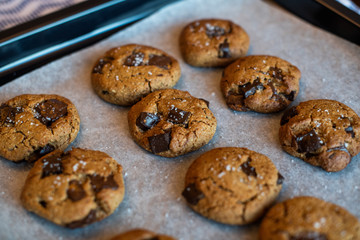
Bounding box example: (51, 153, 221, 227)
(221, 55, 301, 113)
(259, 196, 360, 240)
(279, 99, 360, 172)
(111, 229, 176, 240)
(91, 44, 181, 106)
(20, 148, 125, 228)
(0, 94, 80, 162)
(182, 147, 284, 225)
(179, 18, 250, 67)
(128, 89, 216, 157)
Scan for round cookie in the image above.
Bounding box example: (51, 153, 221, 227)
(20, 148, 125, 228)
(221, 55, 301, 113)
(0, 94, 80, 162)
(179, 18, 249, 67)
(128, 89, 216, 157)
(259, 196, 360, 240)
(279, 99, 360, 172)
(182, 147, 284, 225)
(91, 44, 181, 106)
(111, 229, 176, 240)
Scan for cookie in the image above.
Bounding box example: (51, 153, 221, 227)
(279, 99, 360, 172)
(20, 148, 125, 228)
(91, 44, 181, 106)
(182, 147, 284, 225)
(221, 55, 301, 113)
(110, 229, 176, 240)
(179, 18, 249, 67)
(259, 196, 360, 240)
(0, 94, 80, 162)
(128, 89, 216, 157)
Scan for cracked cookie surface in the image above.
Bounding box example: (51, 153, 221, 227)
(279, 99, 360, 172)
(221, 55, 301, 113)
(182, 147, 284, 225)
(259, 196, 360, 240)
(111, 228, 176, 240)
(20, 148, 125, 228)
(91, 44, 181, 106)
(0, 94, 80, 162)
(128, 89, 216, 158)
(179, 18, 249, 67)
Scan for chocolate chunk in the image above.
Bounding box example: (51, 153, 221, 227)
(93, 56, 114, 74)
(66, 209, 97, 228)
(240, 78, 264, 99)
(124, 52, 145, 66)
(41, 152, 64, 178)
(218, 39, 231, 58)
(148, 130, 171, 154)
(136, 112, 160, 131)
(102, 90, 109, 95)
(89, 174, 119, 193)
(0, 104, 23, 125)
(205, 24, 226, 38)
(34, 99, 68, 127)
(345, 126, 355, 138)
(277, 172, 284, 185)
(280, 106, 298, 126)
(269, 67, 284, 81)
(290, 232, 328, 240)
(296, 130, 323, 153)
(284, 91, 296, 101)
(148, 55, 172, 70)
(39, 200, 47, 208)
(29, 144, 56, 162)
(240, 159, 257, 177)
(182, 183, 205, 205)
(167, 107, 191, 125)
(199, 98, 210, 108)
(67, 180, 86, 202)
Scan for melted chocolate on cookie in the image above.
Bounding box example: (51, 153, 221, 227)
(34, 99, 68, 127)
(67, 180, 86, 202)
(93, 56, 115, 74)
(41, 152, 64, 178)
(0, 104, 23, 125)
(240, 79, 264, 99)
(148, 130, 171, 154)
(182, 183, 205, 205)
(167, 107, 191, 125)
(136, 112, 160, 131)
(218, 39, 231, 58)
(240, 158, 257, 177)
(89, 174, 119, 193)
(148, 55, 172, 70)
(66, 209, 97, 228)
(280, 106, 298, 126)
(296, 130, 323, 153)
(124, 52, 145, 66)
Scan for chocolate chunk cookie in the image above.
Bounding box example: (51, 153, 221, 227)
(259, 196, 360, 240)
(279, 99, 360, 172)
(221, 55, 301, 113)
(0, 94, 80, 162)
(128, 89, 216, 157)
(179, 19, 250, 67)
(91, 44, 181, 106)
(20, 148, 125, 228)
(182, 147, 284, 225)
(110, 229, 176, 240)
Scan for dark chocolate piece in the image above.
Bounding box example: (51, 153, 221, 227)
(284, 91, 296, 101)
(0, 104, 23, 125)
(41, 152, 64, 178)
(205, 24, 226, 38)
(218, 39, 231, 58)
(89, 174, 119, 193)
(39, 200, 47, 208)
(148, 55, 172, 70)
(290, 231, 328, 240)
(124, 52, 145, 66)
(102, 90, 109, 95)
(136, 112, 160, 131)
(167, 107, 191, 125)
(92, 56, 114, 74)
(66, 209, 97, 228)
(240, 158, 257, 177)
(240, 78, 264, 99)
(269, 67, 284, 81)
(148, 130, 171, 154)
(182, 183, 205, 205)
(280, 106, 298, 126)
(28, 144, 56, 162)
(277, 172, 284, 185)
(67, 180, 86, 202)
(345, 126, 355, 138)
(34, 99, 68, 127)
(296, 130, 323, 153)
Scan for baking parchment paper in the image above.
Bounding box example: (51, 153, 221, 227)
(1, 0, 359, 239)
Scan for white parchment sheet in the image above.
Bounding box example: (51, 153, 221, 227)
(0, 0, 359, 239)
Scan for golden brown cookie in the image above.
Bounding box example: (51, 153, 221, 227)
(128, 89, 216, 158)
(110, 229, 176, 240)
(91, 44, 181, 106)
(0, 94, 80, 162)
(279, 99, 360, 172)
(221, 55, 301, 113)
(182, 147, 284, 225)
(259, 196, 360, 240)
(179, 18, 249, 67)
(20, 148, 125, 228)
